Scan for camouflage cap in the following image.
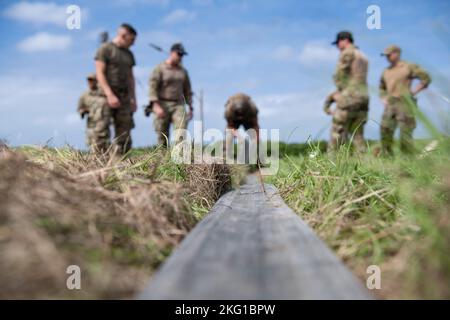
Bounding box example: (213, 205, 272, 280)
(87, 73, 97, 80)
(381, 45, 401, 56)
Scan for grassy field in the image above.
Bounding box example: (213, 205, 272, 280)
(269, 138, 450, 299)
(1, 135, 449, 299)
(0, 146, 243, 299)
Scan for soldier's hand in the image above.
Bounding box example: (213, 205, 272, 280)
(107, 93, 120, 109)
(187, 108, 193, 121)
(153, 102, 166, 119)
(332, 92, 342, 101)
(382, 98, 388, 107)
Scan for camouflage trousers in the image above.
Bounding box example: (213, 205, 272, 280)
(153, 101, 188, 147)
(380, 97, 417, 156)
(328, 95, 369, 153)
(85, 117, 95, 148)
(89, 93, 135, 154)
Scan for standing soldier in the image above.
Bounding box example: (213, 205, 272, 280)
(379, 45, 431, 156)
(325, 31, 369, 153)
(224, 93, 260, 158)
(148, 43, 193, 147)
(94, 23, 138, 154)
(77, 73, 100, 149)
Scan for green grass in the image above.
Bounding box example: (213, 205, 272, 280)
(269, 139, 450, 299)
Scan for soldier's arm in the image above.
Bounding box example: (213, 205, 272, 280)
(323, 92, 335, 114)
(379, 71, 388, 99)
(149, 66, 161, 103)
(128, 68, 137, 112)
(183, 70, 193, 109)
(95, 45, 114, 99)
(77, 95, 86, 114)
(148, 66, 166, 118)
(333, 49, 354, 90)
(77, 94, 90, 119)
(409, 63, 431, 96)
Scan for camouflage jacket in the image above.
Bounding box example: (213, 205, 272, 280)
(149, 62, 193, 105)
(379, 60, 431, 99)
(333, 44, 369, 97)
(77, 88, 101, 115)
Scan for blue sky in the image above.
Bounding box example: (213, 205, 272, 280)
(0, 0, 449, 148)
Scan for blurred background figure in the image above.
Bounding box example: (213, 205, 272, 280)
(379, 45, 432, 156)
(148, 43, 193, 147)
(77, 73, 101, 150)
(327, 31, 369, 153)
(94, 23, 138, 154)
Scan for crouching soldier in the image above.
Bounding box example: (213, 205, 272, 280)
(224, 93, 260, 159)
(77, 73, 101, 149)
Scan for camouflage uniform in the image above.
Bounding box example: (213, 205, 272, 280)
(224, 93, 259, 157)
(77, 85, 102, 148)
(224, 93, 259, 130)
(379, 55, 431, 155)
(93, 42, 136, 154)
(328, 44, 369, 153)
(149, 61, 192, 146)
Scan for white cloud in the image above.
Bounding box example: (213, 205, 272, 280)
(255, 91, 329, 120)
(272, 45, 296, 61)
(298, 41, 337, 67)
(252, 90, 335, 141)
(162, 9, 197, 24)
(4, 2, 75, 27)
(0, 74, 85, 147)
(18, 32, 72, 52)
(271, 42, 337, 67)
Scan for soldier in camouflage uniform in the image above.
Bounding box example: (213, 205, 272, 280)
(325, 31, 369, 153)
(148, 43, 193, 147)
(379, 45, 431, 156)
(224, 93, 260, 158)
(77, 73, 101, 149)
(94, 23, 138, 154)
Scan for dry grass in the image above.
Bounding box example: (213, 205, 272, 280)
(0, 146, 238, 299)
